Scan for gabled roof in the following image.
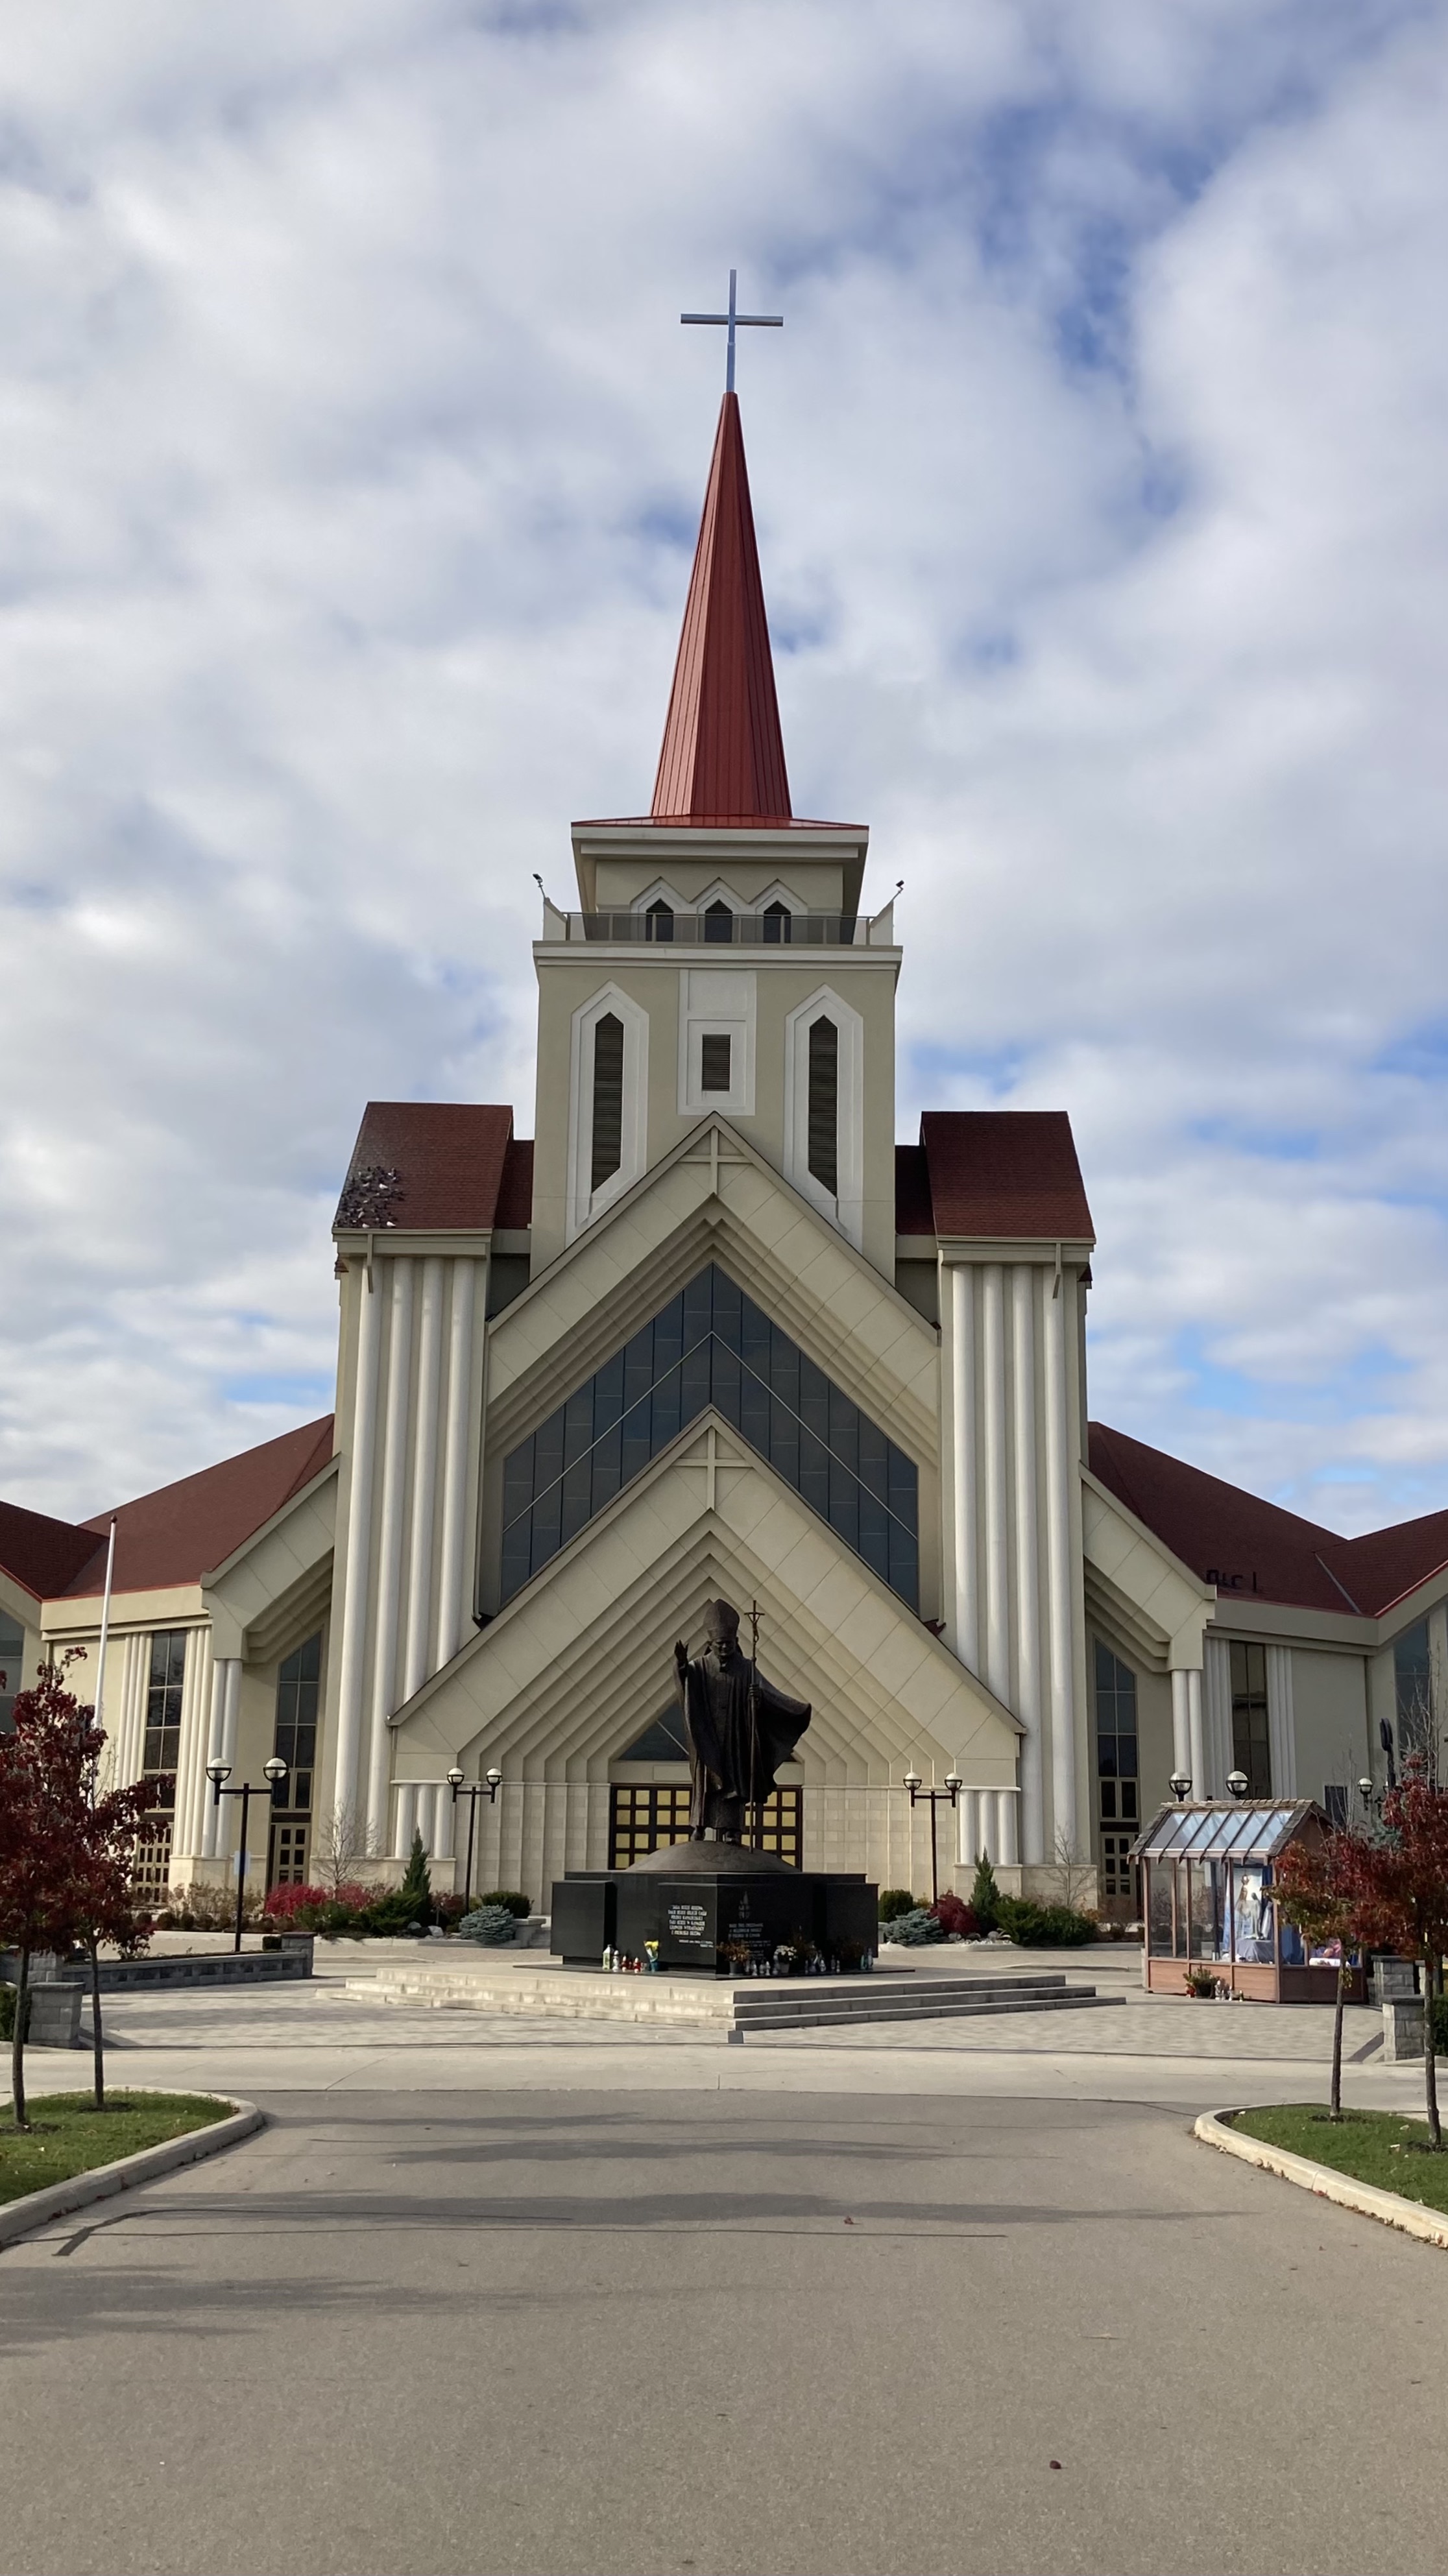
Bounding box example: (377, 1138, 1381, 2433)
(0, 1500, 106, 1606)
(1089, 1420, 1448, 1620)
(65, 1416, 337, 1598)
(915, 1111, 1094, 1242)
(650, 392, 793, 826)
(334, 1103, 516, 1234)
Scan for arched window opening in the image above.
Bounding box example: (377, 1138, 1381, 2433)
(762, 900, 792, 945)
(646, 898, 674, 943)
(590, 1013, 625, 1191)
(704, 899, 734, 945)
(807, 1015, 839, 1196)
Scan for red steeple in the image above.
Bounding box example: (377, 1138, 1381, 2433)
(651, 392, 792, 825)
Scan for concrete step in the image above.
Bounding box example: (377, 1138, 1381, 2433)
(331, 1962, 1119, 2038)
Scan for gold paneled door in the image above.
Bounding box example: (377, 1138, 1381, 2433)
(609, 1785, 802, 1871)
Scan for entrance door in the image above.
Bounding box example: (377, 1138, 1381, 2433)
(608, 1785, 802, 1870)
(267, 1817, 310, 1888)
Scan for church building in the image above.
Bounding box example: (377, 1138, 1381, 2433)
(5, 390, 1448, 1917)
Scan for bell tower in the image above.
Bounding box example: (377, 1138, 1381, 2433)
(528, 383, 900, 1278)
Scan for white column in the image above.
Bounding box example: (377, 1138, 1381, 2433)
(365, 1259, 415, 1844)
(115, 1633, 146, 1787)
(1170, 1668, 1192, 1785)
(1266, 1644, 1297, 1796)
(200, 1657, 241, 1859)
(331, 1267, 385, 1817)
(995, 1789, 1019, 1867)
(981, 1264, 1009, 1703)
(173, 1627, 213, 1862)
(957, 1787, 982, 1867)
(949, 1264, 979, 1673)
(392, 1783, 417, 1860)
(1043, 1275, 1077, 1861)
(431, 1781, 455, 1863)
(1203, 1635, 1233, 1798)
(1187, 1670, 1205, 1803)
(402, 1255, 444, 1700)
(1011, 1267, 1043, 1866)
(435, 1259, 477, 1670)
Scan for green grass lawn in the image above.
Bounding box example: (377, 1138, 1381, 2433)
(0, 2093, 228, 2206)
(1231, 2104, 1448, 2213)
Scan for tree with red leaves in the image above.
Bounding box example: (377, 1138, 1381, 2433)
(69, 1776, 165, 2114)
(1272, 1827, 1375, 2121)
(1349, 1757, 1448, 2149)
(0, 1657, 160, 2127)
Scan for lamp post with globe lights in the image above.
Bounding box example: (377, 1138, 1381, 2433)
(902, 1769, 963, 1904)
(206, 1754, 288, 1951)
(445, 1766, 502, 1913)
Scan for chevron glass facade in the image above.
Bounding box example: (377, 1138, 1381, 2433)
(500, 1263, 918, 1607)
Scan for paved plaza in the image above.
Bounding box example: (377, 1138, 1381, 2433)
(1, 1955, 1440, 2575)
(2, 2074, 1445, 2576)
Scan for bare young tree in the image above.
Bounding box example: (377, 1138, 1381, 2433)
(1047, 1829, 1092, 1914)
(311, 1801, 382, 1896)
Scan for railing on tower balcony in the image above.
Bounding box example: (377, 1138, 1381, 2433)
(547, 909, 867, 946)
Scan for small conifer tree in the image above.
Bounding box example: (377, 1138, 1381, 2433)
(400, 1827, 432, 1914)
(969, 1853, 1000, 1931)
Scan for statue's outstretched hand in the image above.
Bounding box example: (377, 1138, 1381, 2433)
(673, 1639, 689, 1671)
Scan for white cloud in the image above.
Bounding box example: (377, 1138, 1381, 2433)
(0, 0, 1443, 1534)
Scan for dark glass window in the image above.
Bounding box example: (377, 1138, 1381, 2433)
(143, 1630, 187, 1783)
(273, 1631, 321, 1815)
(704, 900, 734, 944)
(645, 899, 674, 942)
(1229, 1640, 1272, 1796)
(762, 900, 792, 944)
(590, 1013, 624, 1191)
(1093, 1641, 1139, 1825)
(501, 1263, 919, 1608)
(699, 1033, 732, 1092)
(1394, 1618, 1432, 1756)
(807, 1016, 838, 1195)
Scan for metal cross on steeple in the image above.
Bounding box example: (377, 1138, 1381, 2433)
(681, 268, 782, 393)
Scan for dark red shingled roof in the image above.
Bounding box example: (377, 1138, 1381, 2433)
(0, 1500, 106, 1604)
(1089, 1421, 1448, 1619)
(918, 1111, 1094, 1242)
(335, 1103, 514, 1234)
(494, 1137, 533, 1231)
(651, 392, 792, 826)
(65, 1415, 337, 1597)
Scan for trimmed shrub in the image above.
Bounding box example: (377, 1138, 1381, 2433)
(882, 1907, 946, 1946)
(479, 1890, 531, 1920)
(877, 1888, 919, 1924)
(930, 1893, 982, 1939)
(359, 1887, 431, 1936)
(459, 1903, 518, 1946)
(995, 1896, 1096, 1948)
(1430, 1993, 1448, 2058)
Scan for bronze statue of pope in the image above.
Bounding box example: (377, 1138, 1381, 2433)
(672, 1599, 810, 1843)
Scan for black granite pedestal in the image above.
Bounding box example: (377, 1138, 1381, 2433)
(549, 1841, 877, 1975)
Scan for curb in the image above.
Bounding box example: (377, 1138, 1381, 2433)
(1195, 2108, 1448, 2250)
(0, 2094, 263, 2249)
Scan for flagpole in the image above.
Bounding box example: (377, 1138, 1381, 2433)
(92, 1517, 117, 1732)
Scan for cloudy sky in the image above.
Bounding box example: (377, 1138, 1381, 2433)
(2, 0, 1446, 1536)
